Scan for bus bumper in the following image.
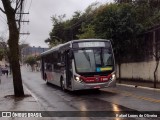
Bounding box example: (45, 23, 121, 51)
(73, 77, 116, 91)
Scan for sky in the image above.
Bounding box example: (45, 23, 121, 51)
(0, 0, 113, 48)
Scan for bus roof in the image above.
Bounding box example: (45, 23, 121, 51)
(40, 43, 64, 56)
(41, 39, 110, 56)
(70, 39, 110, 43)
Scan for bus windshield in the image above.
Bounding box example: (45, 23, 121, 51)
(74, 48, 114, 73)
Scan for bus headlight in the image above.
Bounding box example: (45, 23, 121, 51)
(74, 76, 83, 83)
(111, 73, 116, 81)
(75, 76, 80, 81)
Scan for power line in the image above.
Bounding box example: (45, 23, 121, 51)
(0, 14, 7, 24)
(19, 31, 30, 36)
(28, 0, 32, 12)
(16, 0, 30, 36)
(0, 14, 6, 21)
(0, 18, 6, 25)
(23, 0, 27, 12)
(23, 34, 29, 41)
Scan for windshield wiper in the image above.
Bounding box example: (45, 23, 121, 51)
(100, 48, 104, 66)
(82, 49, 91, 68)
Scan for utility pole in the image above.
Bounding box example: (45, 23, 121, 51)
(0, 0, 27, 97)
(20, 32, 30, 35)
(16, 0, 30, 36)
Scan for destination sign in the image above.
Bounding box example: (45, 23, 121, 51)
(73, 42, 109, 48)
(78, 42, 105, 47)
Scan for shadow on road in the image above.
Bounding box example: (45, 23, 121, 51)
(45, 82, 118, 97)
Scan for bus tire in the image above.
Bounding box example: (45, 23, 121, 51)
(44, 74, 49, 84)
(60, 78, 66, 92)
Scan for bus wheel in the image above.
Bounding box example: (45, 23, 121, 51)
(45, 79, 49, 84)
(60, 78, 66, 91)
(44, 74, 48, 84)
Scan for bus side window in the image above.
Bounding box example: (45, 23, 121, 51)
(60, 53, 65, 63)
(46, 64, 52, 72)
(44, 63, 47, 70)
(48, 65, 51, 71)
(46, 64, 49, 70)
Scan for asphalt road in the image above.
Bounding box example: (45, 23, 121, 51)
(21, 66, 160, 120)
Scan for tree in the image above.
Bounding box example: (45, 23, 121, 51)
(150, 28, 160, 88)
(115, 0, 132, 3)
(46, 2, 100, 47)
(76, 24, 96, 39)
(0, 48, 5, 60)
(0, 35, 12, 73)
(132, 0, 160, 29)
(19, 42, 30, 62)
(0, 0, 25, 97)
(76, 2, 100, 39)
(24, 56, 37, 71)
(0, 36, 8, 60)
(132, 0, 160, 87)
(93, 3, 144, 82)
(45, 36, 62, 47)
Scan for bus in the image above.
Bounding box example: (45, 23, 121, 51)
(40, 39, 116, 91)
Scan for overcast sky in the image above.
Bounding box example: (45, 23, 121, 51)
(0, 0, 113, 48)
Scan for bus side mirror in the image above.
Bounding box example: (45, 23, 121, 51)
(57, 62, 65, 67)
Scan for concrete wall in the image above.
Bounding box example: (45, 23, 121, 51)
(116, 60, 160, 82)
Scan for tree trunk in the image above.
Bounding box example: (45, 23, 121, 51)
(118, 62, 121, 83)
(154, 60, 159, 88)
(118, 54, 121, 83)
(1, 0, 24, 96)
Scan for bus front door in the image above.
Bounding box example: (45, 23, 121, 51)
(65, 51, 72, 88)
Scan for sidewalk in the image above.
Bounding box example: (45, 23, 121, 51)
(0, 74, 48, 120)
(117, 79, 160, 89)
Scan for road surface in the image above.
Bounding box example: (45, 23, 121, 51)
(21, 66, 160, 120)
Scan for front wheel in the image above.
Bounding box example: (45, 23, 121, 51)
(45, 79, 49, 84)
(44, 74, 49, 84)
(60, 78, 66, 92)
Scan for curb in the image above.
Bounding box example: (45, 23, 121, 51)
(23, 84, 50, 112)
(23, 84, 39, 101)
(117, 83, 160, 92)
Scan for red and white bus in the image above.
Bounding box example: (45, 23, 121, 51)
(40, 39, 116, 91)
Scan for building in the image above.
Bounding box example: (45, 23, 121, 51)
(21, 46, 49, 63)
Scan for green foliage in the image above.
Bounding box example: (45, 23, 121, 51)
(35, 55, 41, 61)
(76, 24, 96, 39)
(24, 56, 37, 66)
(93, 3, 144, 61)
(94, 4, 119, 39)
(0, 42, 9, 62)
(49, 40, 62, 47)
(49, 12, 82, 45)
(45, 37, 62, 48)
(0, 48, 5, 60)
(47, 1, 160, 62)
(19, 43, 30, 61)
(48, 2, 99, 46)
(125, 0, 160, 29)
